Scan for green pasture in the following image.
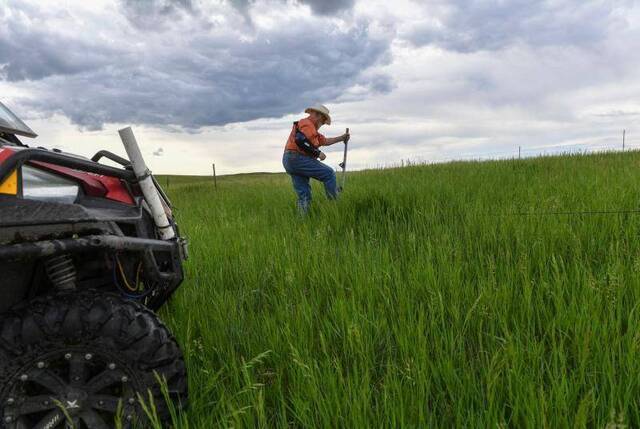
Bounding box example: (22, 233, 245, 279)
(158, 151, 640, 427)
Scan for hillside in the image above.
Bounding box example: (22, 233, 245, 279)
(162, 151, 640, 427)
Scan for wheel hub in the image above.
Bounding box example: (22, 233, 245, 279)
(2, 350, 139, 428)
(62, 389, 87, 415)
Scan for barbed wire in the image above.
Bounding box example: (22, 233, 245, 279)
(357, 132, 640, 218)
(500, 208, 640, 217)
(361, 133, 639, 171)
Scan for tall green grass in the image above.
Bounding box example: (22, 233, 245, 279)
(159, 151, 640, 427)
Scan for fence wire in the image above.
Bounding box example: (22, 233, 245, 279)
(363, 131, 638, 171)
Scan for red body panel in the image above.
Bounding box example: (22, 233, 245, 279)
(0, 147, 135, 205)
(32, 161, 135, 205)
(0, 147, 16, 163)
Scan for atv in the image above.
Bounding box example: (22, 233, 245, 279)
(0, 101, 189, 428)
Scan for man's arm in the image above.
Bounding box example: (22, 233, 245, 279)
(297, 121, 350, 160)
(322, 132, 350, 146)
(315, 131, 350, 160)
(316, 131, 350, 160)
(298, 122, 349, 147)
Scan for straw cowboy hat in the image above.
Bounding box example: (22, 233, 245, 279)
(305, 104, 332, 126)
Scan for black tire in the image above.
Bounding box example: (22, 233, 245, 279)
(0, 291, 187, 428)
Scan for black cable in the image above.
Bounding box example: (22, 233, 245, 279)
(497, 209, 640, 217)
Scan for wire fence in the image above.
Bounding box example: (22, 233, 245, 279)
(355, 130, 640, 218)
(363, 130, 637, 171)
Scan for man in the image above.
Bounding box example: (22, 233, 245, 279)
(282, 104, 350, 213)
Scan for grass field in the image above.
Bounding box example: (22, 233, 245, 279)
(158, 151, 640, 427)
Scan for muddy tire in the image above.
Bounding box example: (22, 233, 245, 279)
(0, 291, 187, 428)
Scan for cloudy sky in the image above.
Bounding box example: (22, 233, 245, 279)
(1, 0, 639, 175)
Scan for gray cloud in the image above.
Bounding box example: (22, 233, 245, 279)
(3, 0, 639, 175)
(594, 110, 640, 118)
(298, 0, 355, 16)
(122, 0, 195, 15)
(118, 0, 198, 29)
(122, 0, 355, 26)
(0, 4, 117, 81)
(404, 0, 633, 52)
(226, 0, 355, 16)
(153, 147, 164, 156)
(2, 0, 391, 130)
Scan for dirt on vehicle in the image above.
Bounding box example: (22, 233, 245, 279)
(0, 101, 188, 428)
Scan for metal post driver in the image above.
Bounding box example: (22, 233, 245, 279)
(339, 128, 350, 191)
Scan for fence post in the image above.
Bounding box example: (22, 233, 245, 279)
(212, 163, 217, 189)
(623, 129, 626, 151)
(518, 146, 521, 159)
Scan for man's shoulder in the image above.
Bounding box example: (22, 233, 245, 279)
(298, 118, 316, 129)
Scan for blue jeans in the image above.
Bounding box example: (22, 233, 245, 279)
(282, 151, 338, 213)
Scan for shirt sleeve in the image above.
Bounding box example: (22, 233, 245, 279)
(299, 120, 328, 148)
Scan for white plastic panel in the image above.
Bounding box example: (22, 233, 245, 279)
(22, 165, 79, 204)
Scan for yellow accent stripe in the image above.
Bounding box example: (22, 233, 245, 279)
(0, 169, 18, 195)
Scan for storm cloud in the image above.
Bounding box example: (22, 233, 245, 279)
(404, 0, 634, 52)
(118, 0, 198, 29)
(1, 0, 391, 130)
(0, 3, 118, 81)
(120, 0, 356, 28)
(226, 0, 356, 16)
(298, 0, 356, 16)
(1, 0, 640, 175)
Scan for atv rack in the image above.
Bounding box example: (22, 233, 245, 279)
(0, 147, 135, 184)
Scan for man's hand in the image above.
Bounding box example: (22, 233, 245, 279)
(318, 151, 327, 161)
(342, 132, 350, 143)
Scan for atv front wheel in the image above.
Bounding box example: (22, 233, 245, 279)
(0, 291, 187, 428)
